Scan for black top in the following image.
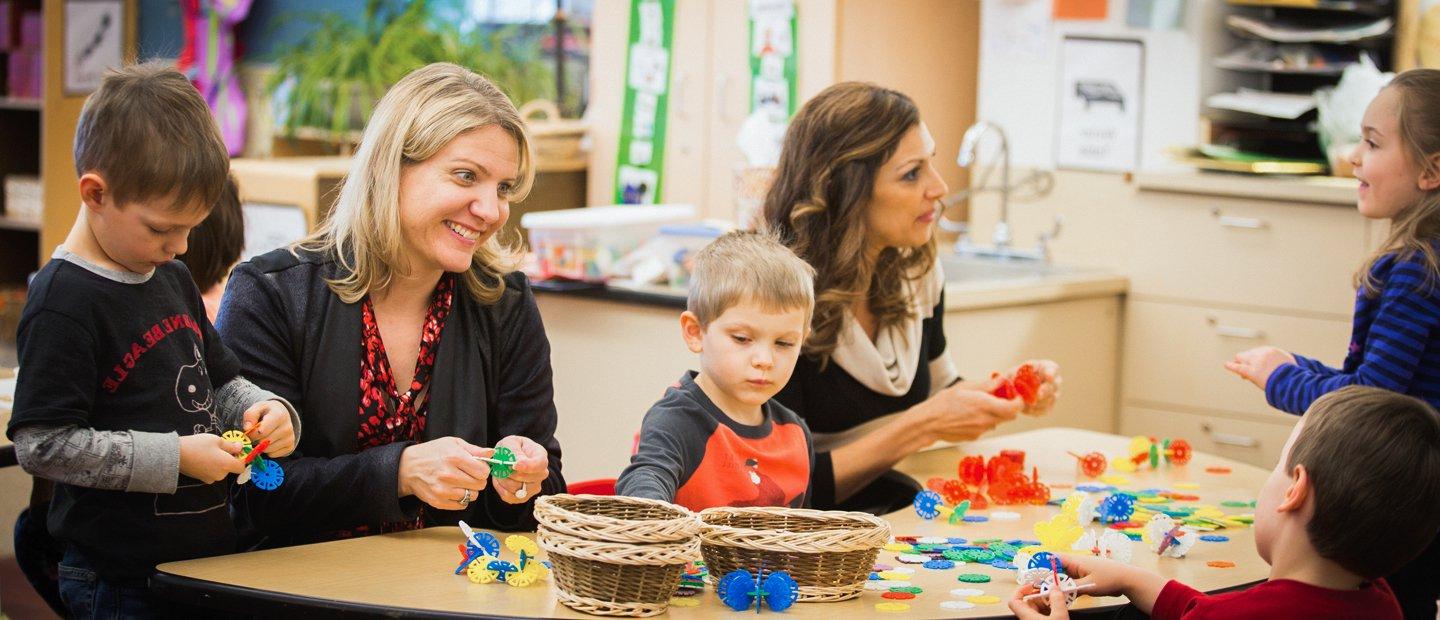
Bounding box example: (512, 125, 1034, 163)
(772, 293, 949, 509)
(216, 249, 566, 547)
(7, 259, 239, 582)
(617, 372, 814, 511)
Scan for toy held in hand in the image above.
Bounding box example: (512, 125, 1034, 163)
(990, 363, 1043, 405)
(717, 568, 799, 612)
(222, 430, 285, 490)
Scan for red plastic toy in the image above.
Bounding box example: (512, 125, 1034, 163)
(990, 363, 1043, 405)
(1068, 451, 1108, 478)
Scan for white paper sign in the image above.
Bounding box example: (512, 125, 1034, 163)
(65, 1, 124, 95)
(241, 203, 308, 262)
(1056, 37, 1144, 172)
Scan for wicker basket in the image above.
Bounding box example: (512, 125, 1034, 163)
(519, 99, 587, 169)
(536, 494, 701, 617)
(697, 506, 890, 602)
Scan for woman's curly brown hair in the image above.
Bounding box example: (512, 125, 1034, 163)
(761, 82, 936, 366)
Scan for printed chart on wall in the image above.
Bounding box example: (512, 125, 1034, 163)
(1056, 36, 1144, 172)
(64, 0, 124, 95)
(749, 0, 796, 118)
(614, 0, 675, 204)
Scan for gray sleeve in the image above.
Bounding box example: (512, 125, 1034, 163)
(615, 406, 708, 503)
(13, 424, 181, 494)
(214, 376, 302, 441)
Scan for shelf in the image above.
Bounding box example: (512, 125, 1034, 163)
(0, 97, 41, 111)
(1227, 0, 1395, 15)
(0, 216, 40, 232)
(1213, 59, 1347, 75)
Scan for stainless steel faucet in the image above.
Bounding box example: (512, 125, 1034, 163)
(950, 121, 1057, 261)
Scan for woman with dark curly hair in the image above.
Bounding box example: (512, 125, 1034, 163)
(764, 82, 1061, 512)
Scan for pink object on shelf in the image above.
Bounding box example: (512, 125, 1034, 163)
(6, 48, 40, 99)
(18, 9, 40, 49)
(0, 2, 17, 51)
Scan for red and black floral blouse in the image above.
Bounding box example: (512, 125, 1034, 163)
(336, 273, 456, 538)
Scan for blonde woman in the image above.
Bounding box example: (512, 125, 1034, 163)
(764, 82, 1060, 513)
(218, 63, 562, 546)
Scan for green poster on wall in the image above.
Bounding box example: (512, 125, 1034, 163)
(614, 0, 675, 204)
(748, 0, 797, 117)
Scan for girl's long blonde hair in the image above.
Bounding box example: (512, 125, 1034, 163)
(761, 82, 935, 366)
(296, 62, 536, 305)
(1358, 69, 1440, 296)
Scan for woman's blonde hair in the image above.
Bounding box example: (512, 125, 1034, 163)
(1358, 69, 1440, 296)
(296, 62, 536, 305)
(761, 82, 935, 365)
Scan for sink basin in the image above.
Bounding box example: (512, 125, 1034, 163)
(939, 253, 1077, 283)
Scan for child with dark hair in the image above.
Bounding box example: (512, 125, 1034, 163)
(178, 174, 244, 322)
(1011, 386, 1440, 620)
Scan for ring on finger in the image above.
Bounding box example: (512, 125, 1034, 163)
(515, 482, 529, 499)
(458, 488, 472, 507)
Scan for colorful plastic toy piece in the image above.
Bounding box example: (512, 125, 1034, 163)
(716, 568, 799, 612)
(1034, 514, 1084, 552)
(1072, 529, 1134, 564)
(913, 490, 943, 520)
(1061, 492, 1099, 526)
(958, 455, 986, 487)
(456, 522, 548, 586)
(1124, 436, 1193, 470)
(483, 446, 517, 479)
(1144, 514, 1197, 558)
(990, 364, 1043, 405)
(1097, 494, 1136, 524)
(225, 431, 285, 490)
(1068, 451, 1108, 478)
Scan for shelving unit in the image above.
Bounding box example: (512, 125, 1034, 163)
(1205, 0, 1397, 166)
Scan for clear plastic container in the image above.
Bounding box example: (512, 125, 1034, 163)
(521, 204, 697, 282)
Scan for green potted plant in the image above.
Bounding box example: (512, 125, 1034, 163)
(267, 0, 554, 141)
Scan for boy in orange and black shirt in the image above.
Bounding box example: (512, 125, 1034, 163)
(617, 231, 815, 511)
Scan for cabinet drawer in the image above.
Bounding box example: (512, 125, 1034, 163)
(1122, 299, 1351, 416)
(1121, 405, 1298, 469)
(1130, 191, 1366, 315)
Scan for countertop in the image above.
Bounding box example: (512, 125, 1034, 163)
(533, 269, 1130, 312)
(1134, 171, 1358, 206)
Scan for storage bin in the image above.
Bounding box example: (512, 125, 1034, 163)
(521, 204, 696, 282)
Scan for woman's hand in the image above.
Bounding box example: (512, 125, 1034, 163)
(913, 381, 1024, 443)
(489, 435, 549, 504)
(1225, 346, 1295, 390)
(1015, 359, 1061, 416)
(397, 437, 493, 510)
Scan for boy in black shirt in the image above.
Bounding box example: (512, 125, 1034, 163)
(5, 62, 298, 618)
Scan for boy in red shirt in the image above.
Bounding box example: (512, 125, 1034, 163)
(616, 231, 815, 511)
(1010, 386, 1440, 620)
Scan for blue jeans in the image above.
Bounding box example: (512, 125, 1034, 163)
(57, 547, 164, 619)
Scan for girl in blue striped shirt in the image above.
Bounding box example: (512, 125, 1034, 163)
(1226, 68, 1440, 620)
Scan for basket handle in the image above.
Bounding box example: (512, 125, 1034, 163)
(519, 99, 562, 122)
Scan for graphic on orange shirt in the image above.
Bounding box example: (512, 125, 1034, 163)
(673, 421, 808, 512)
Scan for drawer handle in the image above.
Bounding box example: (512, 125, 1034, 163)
(1203, 423, 1258, 448)
(1218, 215, 1266, 229)
(1215, 325, 1264, 339)
(1206, 317, 1265, 339)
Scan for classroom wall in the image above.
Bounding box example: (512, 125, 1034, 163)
(977, 0, 1238, 172)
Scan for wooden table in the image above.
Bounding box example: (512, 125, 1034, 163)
(154, 428, 1271, 618)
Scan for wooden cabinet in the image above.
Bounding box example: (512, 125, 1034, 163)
(1128, 190, 1367, 317)
(587, 0, 979, 221)
(1119, 176, 1366, 467)
(945, 295, 1122, 436)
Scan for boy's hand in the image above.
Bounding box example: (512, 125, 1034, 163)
(1224, 346, 1296, 390)
(1055, 553, 1169, 615)
(1008, 585, 1070, 619)
(243, 400, 297, 457)
(179, 434, 247, 483)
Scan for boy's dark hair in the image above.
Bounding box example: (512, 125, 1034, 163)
(178, 175, 244, 292)
(73, 61, 229, 212)
(1289, 386, 1440, 579)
